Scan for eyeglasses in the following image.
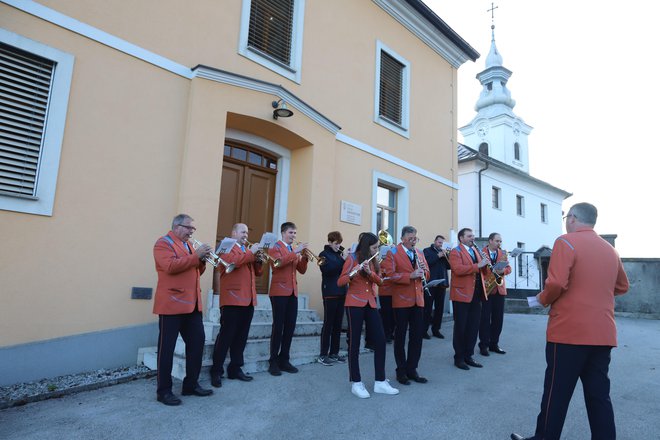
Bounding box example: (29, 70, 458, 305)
(177, 224, 196, 232)
(562, 214, 577, 221)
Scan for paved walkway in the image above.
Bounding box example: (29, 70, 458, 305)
(1, 314, 658, 439)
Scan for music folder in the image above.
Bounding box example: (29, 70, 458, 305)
(426, 279, 446, 288)
(492, 261, 509, 271)
(216, 238, 236, 254)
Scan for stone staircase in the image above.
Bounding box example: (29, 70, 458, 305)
(140, 294, 326, 380)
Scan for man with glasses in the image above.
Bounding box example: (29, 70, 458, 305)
(152, 214, 214, 406)
(381, 225, 430, 385)
(511, 203, 629, 440)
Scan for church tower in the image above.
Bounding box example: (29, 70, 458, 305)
(459, 20, 532, 173)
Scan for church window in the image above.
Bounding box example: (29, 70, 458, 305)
(479, 143, 489, 155)
(492, 186, 501, 209)
(514, 142, 521, 160)
(516, 195, 525, 217)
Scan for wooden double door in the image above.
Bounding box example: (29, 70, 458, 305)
(214, 142, 278, 294)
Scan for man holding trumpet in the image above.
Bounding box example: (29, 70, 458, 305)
(209, 223, 263, 388)
(381, 225, 430, 385)
(152, 214, 214, 406)
(267, 222, 309, 376)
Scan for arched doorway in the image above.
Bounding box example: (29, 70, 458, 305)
(215, 141, 278, 294)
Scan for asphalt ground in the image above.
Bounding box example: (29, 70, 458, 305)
(1, 314, 658, 440)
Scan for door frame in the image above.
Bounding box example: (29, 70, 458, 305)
(225, 128, 291, 236)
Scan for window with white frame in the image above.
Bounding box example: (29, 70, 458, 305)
(374, 41, 410, 137)
(0, 30, 74, 216)
(376, 183, 397, 239)
(238, 0, 306, 83)
(514, 142, 521, 161)
(492, 186, 501, 209)
(540, 203, 548, 223)
(516, 194, 525, 217)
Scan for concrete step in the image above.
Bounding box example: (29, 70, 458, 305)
(203, 311, 322, 342)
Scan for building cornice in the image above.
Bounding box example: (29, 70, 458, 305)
(373, 0, 479, 68)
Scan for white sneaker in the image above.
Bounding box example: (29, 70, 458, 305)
(374, 379, 400, 395)
(351, 381, 371, 399)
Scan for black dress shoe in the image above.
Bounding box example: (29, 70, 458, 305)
(268, 362, 282, 376)
(157, 392, 182, 406)
(480, 346, 490, 356)
(396, 374, 411, 385)
(407, 373, 428, 383)
(510, 434, 531, 440)
(490, 346, 507, 354)
(210, 372, 222, 388)
(228, 370, 253, 382)
(464, 358, 483, 368)
(181, 386, 213, 397)
(423, 332, 431, 340)
(454, 361, 470, 370)
(432, 331, 445, 339)
(279, 361, 299, 374)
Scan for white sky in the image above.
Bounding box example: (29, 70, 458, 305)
(425, 0, 659, 258)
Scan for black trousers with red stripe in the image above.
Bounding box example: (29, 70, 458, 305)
(211, 305, 254, 376)
(532, 342, 615, 440)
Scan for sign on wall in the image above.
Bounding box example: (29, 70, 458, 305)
(340, 200, 362, 225)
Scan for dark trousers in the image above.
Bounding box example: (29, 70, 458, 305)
(532, 342, 615, 440)
(452, 292, 482, 362)
(378, 295, 395, 341)
(346, 305, 386, 382)
(424, 286, 447, 332)
(157, 310, 205, 396)
(393, 306, 424, 376)
(320, 296, 345, 357)
(479, 293, 504, 349)
(269, 294, 298, 363)
(211, 305, 254, 376)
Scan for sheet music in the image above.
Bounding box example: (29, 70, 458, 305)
(527, 296, 543, 308)
(426, 279, 446, 288)
(492, 261, 509, 271)
(260, 232, 278, 248)
(509, 247, 523, 258)
(216, 238, 237, 254)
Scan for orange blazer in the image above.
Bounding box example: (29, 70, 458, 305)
(448, 245, 488, 303)
(380, 244, 429, 308)
(153, 232, 206, 315)
(217, 244, 263, 307)
(268, 240, 308, 297)
(539, 228, 629, 346)
(482, 246, 513, 296)
(337, 254, 382, 308)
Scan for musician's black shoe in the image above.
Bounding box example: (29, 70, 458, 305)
(210, 372, 222, 388)
(407, 373, 428, 383)
(396, 374, 411, 385)
(268, 362, 282, 376)
(157, 392, 182, 406)
(480, 346, 490, 356)
(464, 358, 483, 368)
(228, 369, 253, 381)
(181, 385, 213, 397)
(279, 361, 299, 374)
(432, 330, 444, 339)
(454, 361, 470, 370)
(489, 346, 507, 354)
(423, 332, 431, 340)
(511, 434, 532, 440)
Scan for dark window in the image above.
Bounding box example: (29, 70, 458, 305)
(492, 186, 500, 209)
(247, 0, 294, 66)
(379, 51, 404, 125)
(516, 195, 525, 216)
(479, 142, 489, 155)
(0, 43, 55, 198)
(541, 203, 548, 223)
(514, 142, 520, 160)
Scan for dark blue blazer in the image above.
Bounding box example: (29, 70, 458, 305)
(319, 245, 348, 297)
(423, 245, 451, 288)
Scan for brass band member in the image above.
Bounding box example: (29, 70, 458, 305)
(381, 225, 430, 385)
(152, 214, 213, 406)
(422, 235, 451, 339)
(267, 222, 308, 376)
(338, 232, 399, 398)
(478, 232, 511, 356)
(449, 228, 489, 370)
(209, 223, 263, 388)
(317, 231, 348, 366)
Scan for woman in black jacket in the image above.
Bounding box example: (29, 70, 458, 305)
(317, 231, 348, 365)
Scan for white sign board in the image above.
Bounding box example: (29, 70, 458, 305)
(340, 200, 362, 225)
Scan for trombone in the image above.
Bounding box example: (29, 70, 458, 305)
(190, 239, 235, 273)
(245, 240, 282, 268)
(293, 240, 326, 266)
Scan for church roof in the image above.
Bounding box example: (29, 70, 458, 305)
(458, 143, 572, 198)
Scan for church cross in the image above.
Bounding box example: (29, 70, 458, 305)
(487, 2, 499, 24)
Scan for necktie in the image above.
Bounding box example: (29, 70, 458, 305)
(407, 250, 414, 261)
(241, 245, 245, 252)
(468, 247, 476, 261)
(288, 245, 293, 252)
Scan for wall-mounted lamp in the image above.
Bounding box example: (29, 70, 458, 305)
(272, 99, 294, 120)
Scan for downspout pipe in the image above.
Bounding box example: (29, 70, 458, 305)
(477, 161, 489, 238)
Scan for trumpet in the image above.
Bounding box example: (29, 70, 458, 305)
(293, 240, 326, 266)
(348, 251, 381, 278)
(190, 239, 235, 273)
(245, 240, 282, 268)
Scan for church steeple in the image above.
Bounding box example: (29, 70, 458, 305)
(459, 3, 532, 173)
